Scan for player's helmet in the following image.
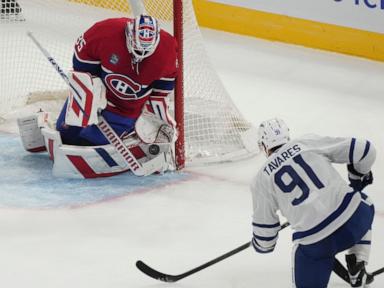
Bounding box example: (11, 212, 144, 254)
(257, 118, 290, 155)
(126, 14, 160, 63)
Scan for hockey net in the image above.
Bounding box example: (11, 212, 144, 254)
(0, 0, 257, 168)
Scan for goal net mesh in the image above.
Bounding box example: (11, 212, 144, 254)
(0, 0, 257, 166)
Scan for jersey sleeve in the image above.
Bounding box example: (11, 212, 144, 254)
(300, 134, 376, 175)
(151, 77, 176, 97)
(251, 174, 280, 253)
(348, 137, 376, 176)
(72, 22, 102, 76)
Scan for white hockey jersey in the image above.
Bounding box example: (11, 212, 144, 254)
(251, 134, 376, 251)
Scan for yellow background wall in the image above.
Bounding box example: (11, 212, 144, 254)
(193, 1, 384, 62)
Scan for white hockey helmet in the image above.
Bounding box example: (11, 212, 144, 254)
(257, 118, 290, 155)
(126, 14, 160, 63)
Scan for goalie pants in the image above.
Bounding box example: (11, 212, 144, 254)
(293, 198, 374, 288)
(56, 99, 136, 145)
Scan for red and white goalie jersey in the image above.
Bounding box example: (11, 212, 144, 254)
(73, 17, 178, 122)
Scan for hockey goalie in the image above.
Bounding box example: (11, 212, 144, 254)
(17, 15, 179, 178)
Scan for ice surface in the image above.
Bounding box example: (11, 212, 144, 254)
(1, 28, 384, 288)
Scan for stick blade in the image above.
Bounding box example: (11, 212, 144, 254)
(136, 260, 178, 282)
(372, 267, 384, 277)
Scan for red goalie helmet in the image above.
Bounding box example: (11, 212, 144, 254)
(126, 14, 160, 63)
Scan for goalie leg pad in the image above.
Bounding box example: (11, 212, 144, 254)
(42, 126, 142, 178)
(42, 126, 166, 178)
(43, 126, 173, 178)
(17, 112, 52, 152)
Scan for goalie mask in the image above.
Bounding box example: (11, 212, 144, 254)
(257, 118, 290, 155)
(126, 14, 160, 63)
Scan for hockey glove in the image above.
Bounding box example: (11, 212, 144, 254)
(348, 164, 373, 191)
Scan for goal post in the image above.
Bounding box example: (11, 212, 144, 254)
(0, 0, 258, 168)
(173, 0, 185, 169)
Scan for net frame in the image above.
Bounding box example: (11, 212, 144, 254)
(173, 0, 185, 168)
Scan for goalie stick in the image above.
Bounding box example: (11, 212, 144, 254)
(128, 0, 146, 16)
(26, 31, 162, 176)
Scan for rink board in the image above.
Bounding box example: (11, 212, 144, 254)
(195, 1, 384, 62)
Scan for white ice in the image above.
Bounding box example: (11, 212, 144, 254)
(1, 27, 384, 288)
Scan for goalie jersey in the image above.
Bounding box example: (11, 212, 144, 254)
(72, 17, 178, 120)
(251, 135, 376, 249)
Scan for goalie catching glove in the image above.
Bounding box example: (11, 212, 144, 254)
(133, 109, 178, 172)
(65, 71, 107, 127)
(135, 110, 177, 144)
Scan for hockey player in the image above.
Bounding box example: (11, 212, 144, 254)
(57, 14, 177, 146)
(17, 14, 179, 178)
(251, 118, 375, 288)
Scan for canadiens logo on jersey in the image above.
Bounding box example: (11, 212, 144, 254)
(105, 73, 142, 100)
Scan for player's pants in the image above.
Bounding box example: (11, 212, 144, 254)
(56, 99, 136, 145)
(293, 199, 374, 288)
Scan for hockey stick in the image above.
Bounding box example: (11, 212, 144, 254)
(26, 31, 163, 176)
(334, 258, 384, 285)
(333, 258, 351, 283)
(371, 267, 384, 278)
(136, 222, 289, 282)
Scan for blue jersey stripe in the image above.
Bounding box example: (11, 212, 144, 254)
(360, 141, 371, 161)
(253, 233, 278, 241)
(357, 240, 371, 245)
(95, 148, 118, 167)
(252, 222, 280, 228)
(252, 239, 274, 254)
(293, 191, 355, 241)
(73, 54, 101, 76)
(152, 79, 175, 91)
(349, 138, 356, 163)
